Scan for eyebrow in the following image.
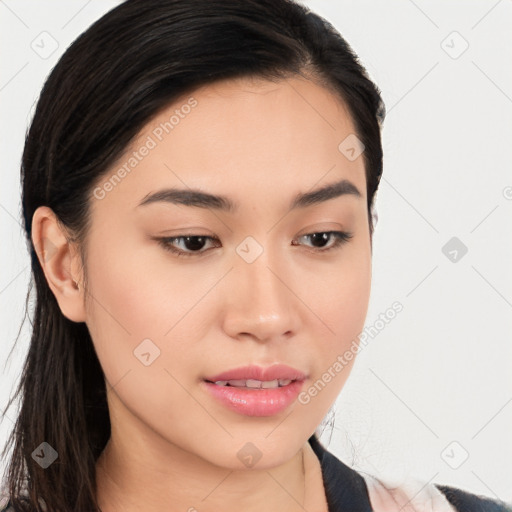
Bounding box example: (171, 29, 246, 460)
(136, 178, 362, 212)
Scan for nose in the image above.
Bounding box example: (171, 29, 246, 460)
(222, 246, 301, 344)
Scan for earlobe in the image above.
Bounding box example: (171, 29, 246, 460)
(31, 206, 86, 323)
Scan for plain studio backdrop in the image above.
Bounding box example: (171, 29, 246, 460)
(1, 0, 511, 504)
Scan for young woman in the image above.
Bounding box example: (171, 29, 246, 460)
(1, 1, 510, 511)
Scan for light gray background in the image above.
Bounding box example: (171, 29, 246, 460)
(1, 0, 511, 503)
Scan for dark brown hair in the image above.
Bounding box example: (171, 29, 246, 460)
(1, 0, 385, 510)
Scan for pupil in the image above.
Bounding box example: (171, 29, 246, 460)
(311, 233, 328, 247)
(185, 236, 205, 251)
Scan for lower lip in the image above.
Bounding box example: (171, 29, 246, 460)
(202, 379, 305, 417)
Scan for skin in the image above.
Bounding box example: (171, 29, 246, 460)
(32, 74, 372, 512)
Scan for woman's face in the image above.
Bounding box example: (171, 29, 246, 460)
(83, 75, 372, 469)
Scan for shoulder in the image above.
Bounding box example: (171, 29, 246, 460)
(308, 435, 512, 512)
(0, 478, 34, 512)
(0, 483, 13, 512)
(0, 495, 14, 512)
(361, 472, 512, 512)
(435, 483, 512, 512)
(0, 490, 16, 512)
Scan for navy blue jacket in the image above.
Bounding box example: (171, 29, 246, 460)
(308, 433, 512, 511)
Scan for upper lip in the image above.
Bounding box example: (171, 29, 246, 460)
(204, 364, 307, 382)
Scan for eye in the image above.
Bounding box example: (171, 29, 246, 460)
(292, 231, 353, 252)
(155, 235, 221, 257)
(154, 230, 352, 258)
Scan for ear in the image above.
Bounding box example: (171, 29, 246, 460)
(31, 206, 86, 323)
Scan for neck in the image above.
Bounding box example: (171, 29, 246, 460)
(95, 436, 326, 512)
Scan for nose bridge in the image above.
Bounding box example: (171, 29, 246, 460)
(245, 253, 286, 309)
(224, 238, 298, 341)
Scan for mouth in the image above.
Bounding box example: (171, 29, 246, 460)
(203, 378, 296, 389)
(201, 364, 307, 417)
(203, 363, 307, 384)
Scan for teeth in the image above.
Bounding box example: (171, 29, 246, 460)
(213, 378, 294, 388)
(227, 379, 247, 387)
(247, 379, 267, 388)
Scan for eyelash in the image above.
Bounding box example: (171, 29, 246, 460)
(155, 231, 353, 258)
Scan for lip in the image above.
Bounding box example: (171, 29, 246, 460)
(202, 364, 307, 417)
(204, 364, 307, 383)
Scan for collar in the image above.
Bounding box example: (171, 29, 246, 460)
(308, 434, 373, 512)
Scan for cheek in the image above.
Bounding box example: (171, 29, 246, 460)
(294, 248, 371, 421)
(83, 233, 225, 383)
(306, 239, 372, 346)
(83, 239, 217, 435)
(300, 237, 371, 400)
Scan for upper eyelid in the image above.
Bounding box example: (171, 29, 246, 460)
(164, 230, 347, 241)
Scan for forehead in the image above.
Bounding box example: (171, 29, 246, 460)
(91, 75, 366, 216)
